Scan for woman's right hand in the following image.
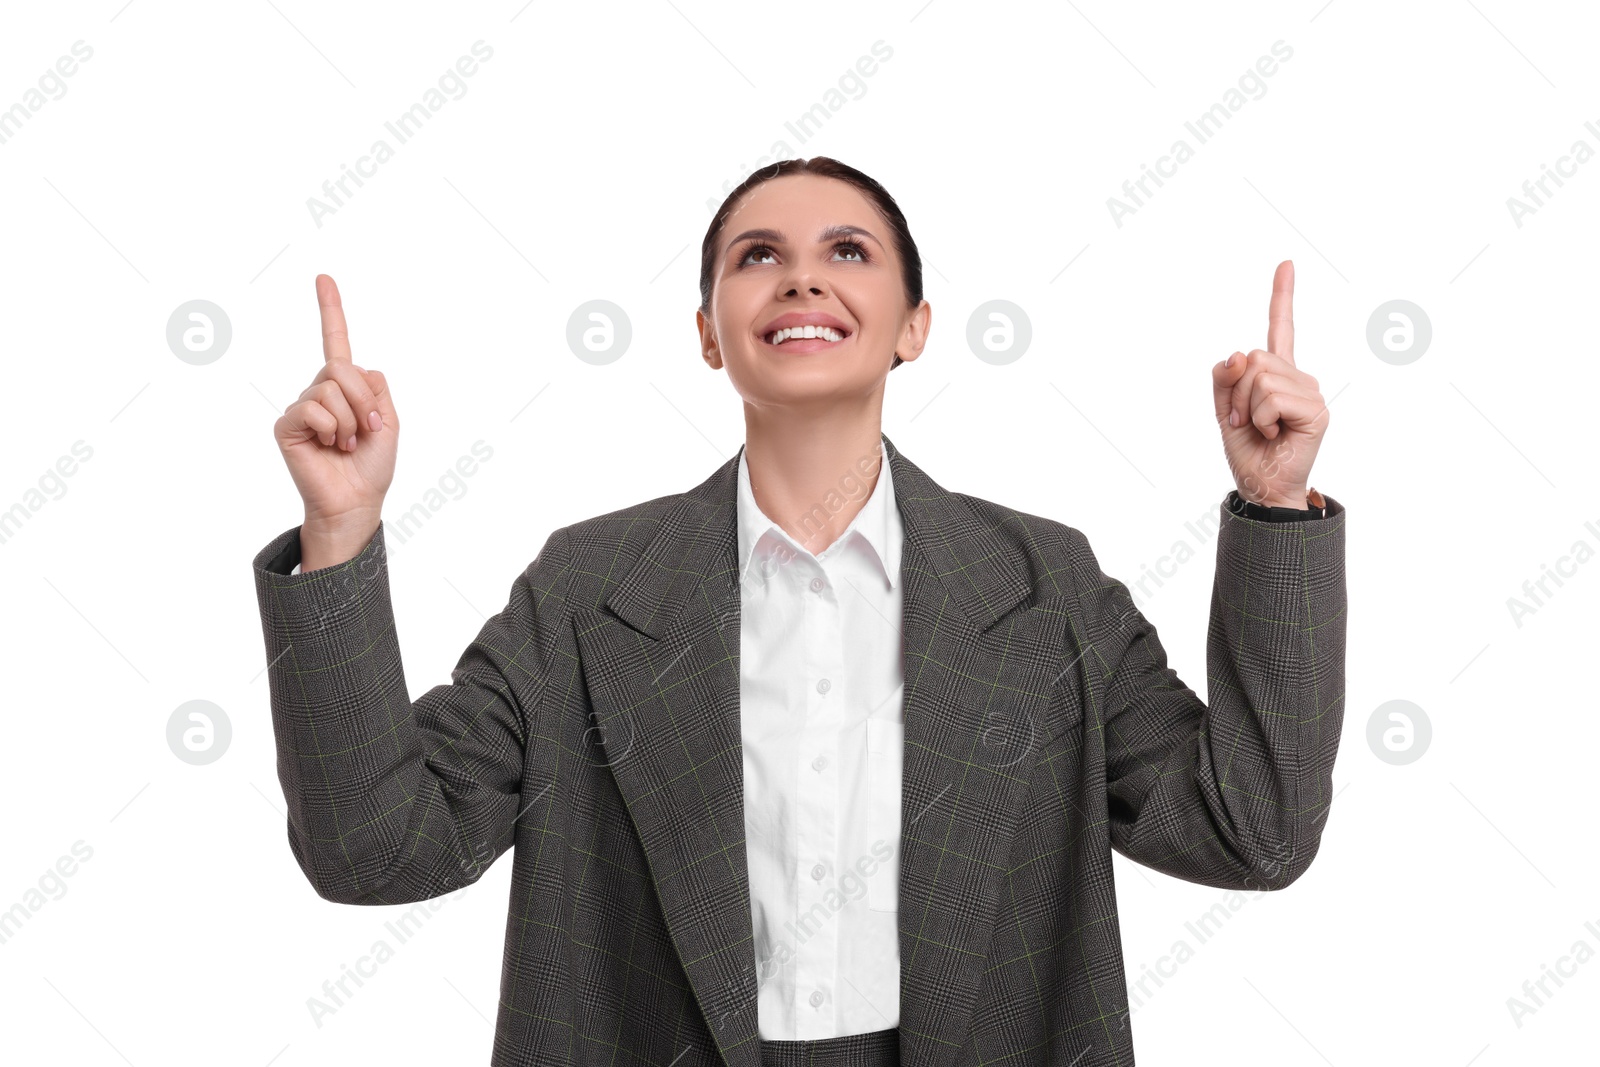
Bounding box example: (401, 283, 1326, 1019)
(274, 274, 398, 555)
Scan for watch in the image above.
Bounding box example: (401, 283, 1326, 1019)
(1227, 486, 1327, 522)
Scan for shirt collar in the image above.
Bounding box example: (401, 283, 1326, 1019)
(736, 438, 900, 591)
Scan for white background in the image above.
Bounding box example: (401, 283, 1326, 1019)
(1, 1, 1596, 1063)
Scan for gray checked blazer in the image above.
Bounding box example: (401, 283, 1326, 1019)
(252, 431, 1347, 1067)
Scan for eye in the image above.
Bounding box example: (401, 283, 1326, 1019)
(735, 240, 873, 267)
(833, 239, 871, 263)
(738, 242, 778, 267)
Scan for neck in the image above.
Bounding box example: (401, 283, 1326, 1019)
(741, 405, 885, 557)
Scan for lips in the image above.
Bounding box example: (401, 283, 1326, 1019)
(759, 328, 851, 354)
(761, 311, 852, 338)
(759, 312, 854, 354)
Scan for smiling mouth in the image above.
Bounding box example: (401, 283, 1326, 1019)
(761, 325, 852, 352)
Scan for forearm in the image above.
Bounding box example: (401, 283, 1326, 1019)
(1202, 492, 1347, 883)
(253, 520, 571, 906)
(1097, 492, 1347, 890)
(256, 522, 512, 904)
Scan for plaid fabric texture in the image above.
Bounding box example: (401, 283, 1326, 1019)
(252, 431, 1347, 1067)
(760, 1027, 901, 1066)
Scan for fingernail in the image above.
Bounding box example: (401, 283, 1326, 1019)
(1229, 411, 1238, 426)
(368, 410, 382, 431)
(346, 434, 356, 451)
(1226, 353, 1234, 367)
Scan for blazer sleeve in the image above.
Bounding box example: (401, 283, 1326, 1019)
(1073, 493, 1347, 890)
(252, 519, 575, 905)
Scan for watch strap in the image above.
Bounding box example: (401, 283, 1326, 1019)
(1227, 486, 1327, 522)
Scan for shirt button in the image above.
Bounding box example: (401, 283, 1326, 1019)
(816, 678, 830, 695)
(809, 990, 825, 1007)
(810, 577, 825, 593)
(811, 863, 826, 880)
(812, 754, 828, 771)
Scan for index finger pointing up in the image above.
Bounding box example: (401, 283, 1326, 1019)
(316, 273, 353, 363)
(1267, 259, 1294, 365)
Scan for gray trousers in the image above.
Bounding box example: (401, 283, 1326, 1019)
(758, 1027, 899, 1067)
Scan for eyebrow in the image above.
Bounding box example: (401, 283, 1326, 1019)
(723, 223, 883, 258)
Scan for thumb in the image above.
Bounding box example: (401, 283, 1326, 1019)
(360, 367, 398, 428)
(1211, 352, 1247, 426)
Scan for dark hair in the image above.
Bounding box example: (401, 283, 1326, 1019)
(699, 157, 921, 370)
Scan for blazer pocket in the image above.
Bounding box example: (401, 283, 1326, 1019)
(864, 717, 903, 913)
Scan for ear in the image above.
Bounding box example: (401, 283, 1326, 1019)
(893, 299, 932, 366)
(696, 307, 723, 370)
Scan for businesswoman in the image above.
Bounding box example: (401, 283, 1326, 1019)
(254, 156, 1346, 1067)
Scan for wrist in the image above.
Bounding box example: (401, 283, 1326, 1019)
(300, 511, 381, 572)
(1226, 486, 1326, 522)
(302, 507, 381, 538)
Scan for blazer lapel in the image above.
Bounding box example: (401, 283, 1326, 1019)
(573, 433, 1053, 1067)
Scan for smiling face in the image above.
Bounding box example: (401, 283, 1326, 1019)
(697, 173, 930, 410)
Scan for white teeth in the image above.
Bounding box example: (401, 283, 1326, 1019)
(767, 325, 846, 345)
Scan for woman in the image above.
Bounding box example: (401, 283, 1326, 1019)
(253, 156, 1346, 1067)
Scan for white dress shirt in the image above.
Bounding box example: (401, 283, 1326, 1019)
(736, 439, 904, 1040)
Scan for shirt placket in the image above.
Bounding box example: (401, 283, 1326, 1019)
(793, 550, 842, 1038)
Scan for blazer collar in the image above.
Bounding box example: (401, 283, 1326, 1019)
(609, 432, 1025, 640)
(735, 436, 901, 593)
(574, 431, 1054, 1067)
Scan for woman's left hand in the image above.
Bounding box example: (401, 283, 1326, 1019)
(1211, 260, 1329, 508)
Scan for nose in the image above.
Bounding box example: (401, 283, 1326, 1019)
(779, 260, 827, 298)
